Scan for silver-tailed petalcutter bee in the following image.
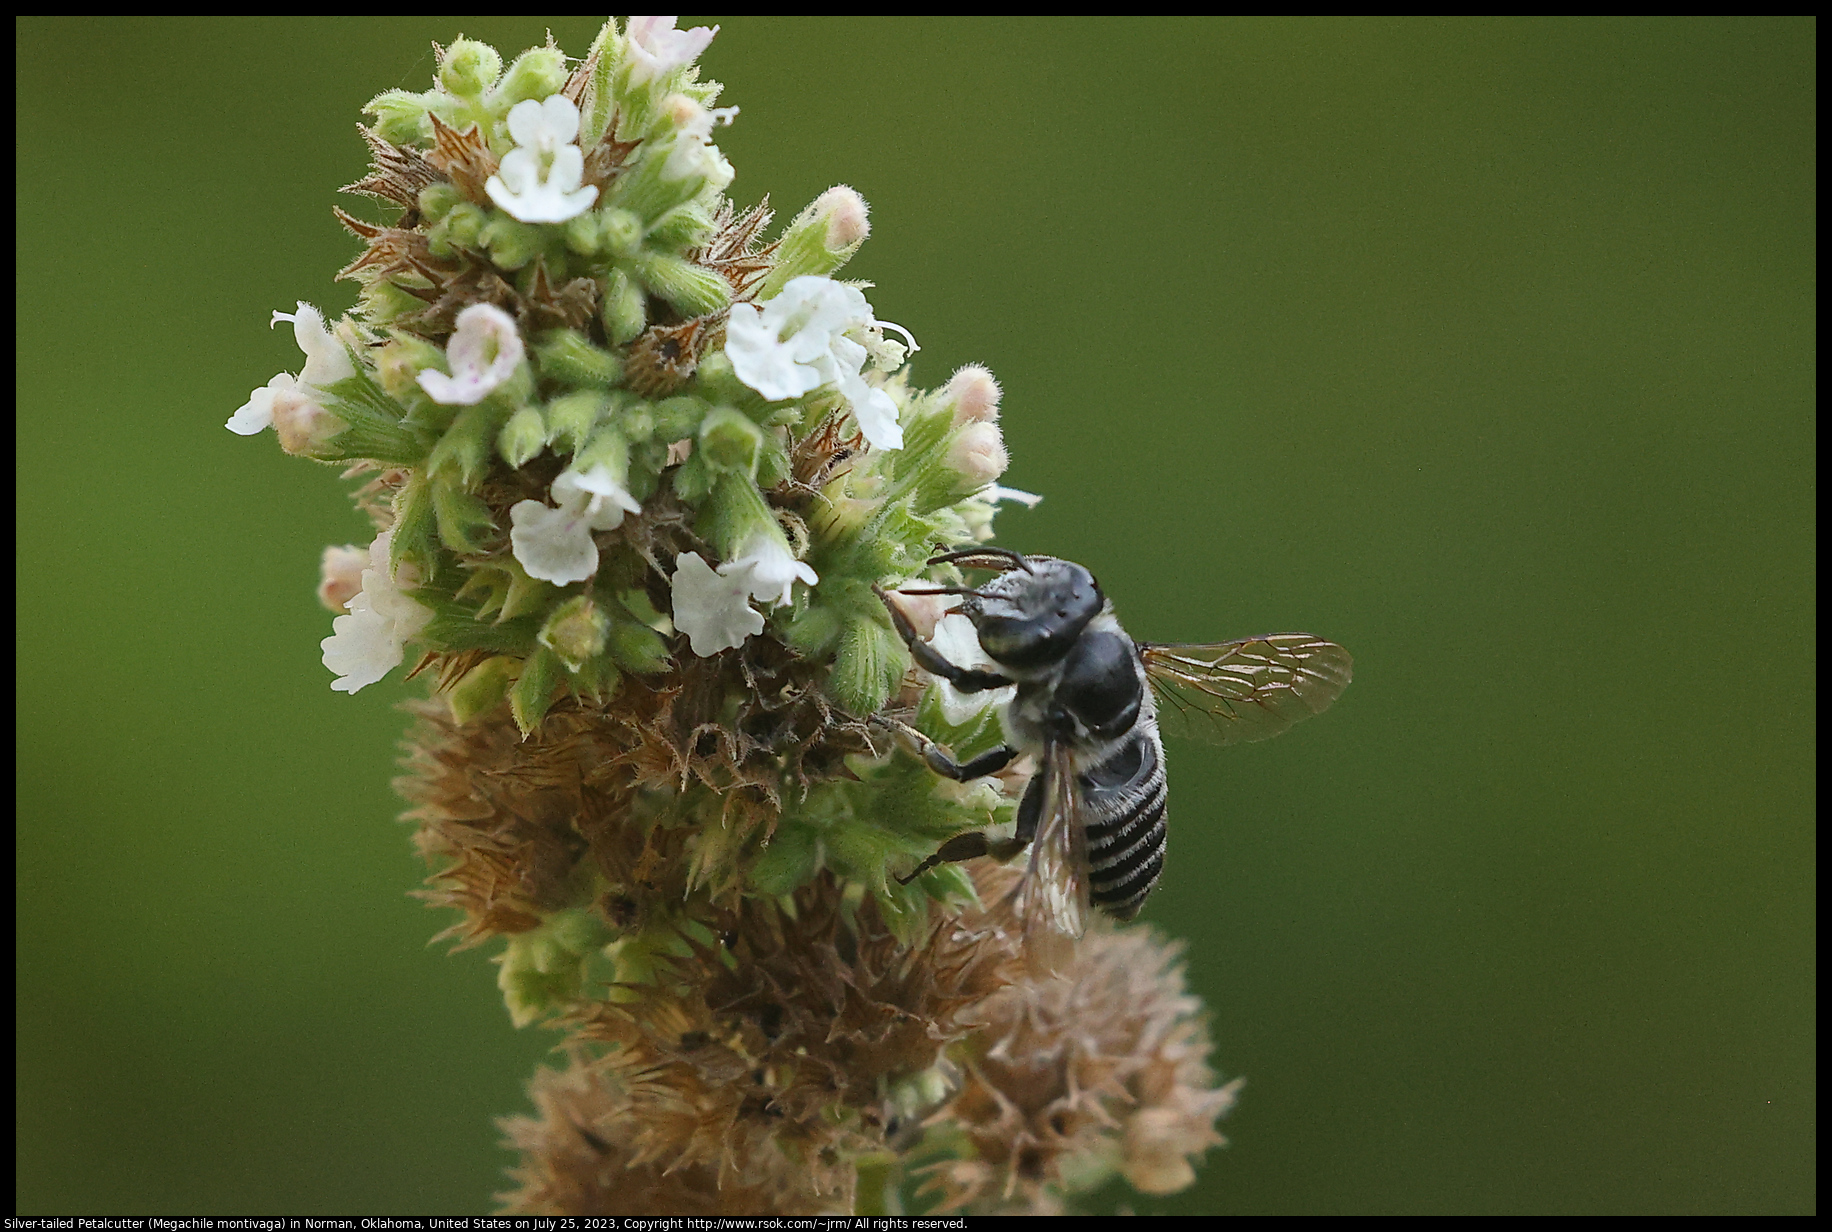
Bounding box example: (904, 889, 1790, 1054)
(878, 548, 1351, 943)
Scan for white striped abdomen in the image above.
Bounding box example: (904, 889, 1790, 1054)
(1081, 726, 1168, 920)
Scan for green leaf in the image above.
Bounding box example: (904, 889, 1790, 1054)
(431, 477, 498, 554)
(390, 473, 438, 575)
(319, 369, 426, 465)
(750, 822, 821, 896)
(511, 645, 563, 734)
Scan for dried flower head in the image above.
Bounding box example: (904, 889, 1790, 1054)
(916, 867, 1238, 1214)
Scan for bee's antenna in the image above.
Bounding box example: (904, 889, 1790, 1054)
(895, 585, 983, 597)
(927, 547, 1031, 573)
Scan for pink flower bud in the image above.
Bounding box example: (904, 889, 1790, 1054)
(814, 185, 870, 251)
(317, 544, 368, 612)
(271, 389, 347, 458)
(893, 591, 954, 642)
(945, 364, 1001, 424)
(947, 421, 1008, 487)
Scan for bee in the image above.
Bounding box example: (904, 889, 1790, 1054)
(877, 548, 1351, 943)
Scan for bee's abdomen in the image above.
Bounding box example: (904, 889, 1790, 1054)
(1081, 730, 1168, 921)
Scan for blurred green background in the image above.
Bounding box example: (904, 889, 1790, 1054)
(16, 16, 1814, 1215)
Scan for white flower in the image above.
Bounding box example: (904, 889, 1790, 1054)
(484, 95, 599, 224)
(928, 613, 1014, 726)
(416, 303, 524, 405)
(508, 465, 642, 585)
(626, 15, 719, 83)
(670, 551, 764, 656)
(724, 275, 917, 451)
(661, 97, 738, 187)
(321, 529, 433, 694)
(225, 303, 354, 435)
(508, 92, 581, 153)
(718, 532, 817, 608)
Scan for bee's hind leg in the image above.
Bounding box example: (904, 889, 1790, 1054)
(897, 830, 1029, 886)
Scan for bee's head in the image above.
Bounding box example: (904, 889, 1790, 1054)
(949, 552, 1103, 669)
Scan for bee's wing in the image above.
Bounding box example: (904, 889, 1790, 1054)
(1141, 634, 1352, 747)
(1003, 741, 1090, 946)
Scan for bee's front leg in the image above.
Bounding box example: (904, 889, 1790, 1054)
(875, 585, 1014, 694)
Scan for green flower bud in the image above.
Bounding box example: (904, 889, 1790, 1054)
(698, 406, 763, 475)
(417, 182, 466, 225)
(364, 88, 434, 145)
(627, 251, 731, 318)
(753, 186, 871, 302)
(539, 595, 612, 673)
(606, 619, 672, 674)
(480, 214, 544, 270)
(603, 150, 701, 226)
(670, 447, 716, 504)
(571, 656, 622, 702)
(828, 614, 909, 716)
(498, 405, 547, 468)
(533, 329, 623, 389)
(495, 908, 608, 1027)
(691, 351, 748, 405)
(755, 429, 792, 489)
(357, 279, 426, 330)
(486, 46, 568, 113)
(601, 269, 646, 345)
(426, 202, 486, 259)
(427, 403, 509, 487)
(439, 39, 503, 101)
(446, 655, 520, 725)
(810, 477, 874, 545)
(618, 401, 657, 444)
(575, 427, 632, 488)
(652, 395, 709, 442)
(561, 210, 600, 256)
(598, 208, 644, 259)
(785, 602, 844, 657)
(645, 202, 714, 251)
(545, 390, 611, 456)
(695, 473, 777, 560)
(375, 334, 447, 402)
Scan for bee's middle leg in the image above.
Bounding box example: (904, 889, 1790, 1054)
(870, 714, 1019, 782)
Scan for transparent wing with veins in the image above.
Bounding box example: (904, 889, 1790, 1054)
(1141, 633, 1352, 747)
(1002, 742, 1089, 945)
